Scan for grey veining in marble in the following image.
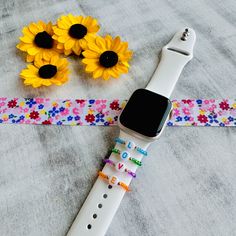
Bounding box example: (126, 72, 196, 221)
(0, 0, 236, 236)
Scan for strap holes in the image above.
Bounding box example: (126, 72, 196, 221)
(87, 224, 92, 230)
(103, 194, 108, 199)
(98, 203, 102, 208)
(108, 185, 112, 189)
(93, 214, 97, 219)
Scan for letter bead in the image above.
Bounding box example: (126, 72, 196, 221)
(120, 151, 130, 160)
(125, 141, 135, 150)
(109, 175, 119, 185)
(115, 162, 126, 172)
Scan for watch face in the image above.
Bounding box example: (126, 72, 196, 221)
(119, 89, 172, 138)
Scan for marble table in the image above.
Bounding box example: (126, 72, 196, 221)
(0, 0, 235, 235)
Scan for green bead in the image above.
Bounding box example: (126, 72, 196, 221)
(112, 148, 120, 154)
(131, 158, 142, 166)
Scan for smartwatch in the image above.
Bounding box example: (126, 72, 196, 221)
(67, 28, 196, 236)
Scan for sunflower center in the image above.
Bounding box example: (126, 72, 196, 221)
(38, 64, 57, 79)
(99, 51, 118, 68)
(34, 31, 53, 49)
(69, 24, 87, 39)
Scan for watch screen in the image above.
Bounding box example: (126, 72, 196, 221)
(119, 89, 172, 137)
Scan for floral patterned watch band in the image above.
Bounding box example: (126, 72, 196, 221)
(0, 97, 235, 127)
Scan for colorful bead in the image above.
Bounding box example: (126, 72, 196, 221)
(115, 137, 148, 156)
(103, 159, 136, 177)
(111, 148, 143, 167)
(115, 137, 125, 145)
(120, 150, 130, 160)
(109, 175, 119, 185)
(98, 171, 130, 191)
(115, 162, 126, 172)
(130, 158, 142, 167)
(125, 141, 135, 150)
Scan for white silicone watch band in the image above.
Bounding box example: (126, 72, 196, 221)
(67, 28, 196, 236)
(67, 130, 150, 236)
(146, 27, 196, 98)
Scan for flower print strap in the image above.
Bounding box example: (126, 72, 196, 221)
(0, 97, 235, 127)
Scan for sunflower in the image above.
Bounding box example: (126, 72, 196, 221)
(52, 14, 100, 56)
(20, 55, 69, 88)
(16, 21, 62, 62)
(82, 35, 132, 80)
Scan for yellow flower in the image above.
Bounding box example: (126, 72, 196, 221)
(173, 102, 180, 108)
(222, 117, 227, 123)
(40, 110, 46, 115)
(52, 14, 100, 56)
(82, 35, 132, 80)
(20, 55, 69, 88)
(232, 103, 236, 109)
(16, 21, 62, 62)
(199, 109, 206, 115)
(19, 101, 25, 107)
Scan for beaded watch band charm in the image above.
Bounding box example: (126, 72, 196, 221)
(98, 171, 131, 191)
(103, 159, 136, 178)
(115, 137, 148, 156)
(111, 148, 142, 166)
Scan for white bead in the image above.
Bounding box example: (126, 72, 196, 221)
(108, 175, 119, 186)
(125, 141, 135, 150)
(115, 162, 126, 172)
(120, 151, 130, 160)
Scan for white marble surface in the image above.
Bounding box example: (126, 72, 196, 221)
(0, 0, 236, 235)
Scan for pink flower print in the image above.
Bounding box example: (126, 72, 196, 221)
(23, 108, 29, 113)
(189, 117, 194, 122)
(55, 115, 60, 120)
(204, 100, 210, 104)
(97, 104, 106, 113)
(61, 108, 69, 116)
(182, 107, 190, 115)
(73, 108, 79, 115)
(208, 104, 216, 112)
(188, 102, 194, 108)
(173, 109, 180, 117)
(0, 102, 5, 107)
(35, 98, 44, 104)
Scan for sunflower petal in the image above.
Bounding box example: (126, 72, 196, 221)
(65, 38, 75, 50)
(58, 35, 70, 43)
(28, 23, 40, 35)
(111, 36, 121, 51)
(22, 27, 35, 39)
(93, 67, 104, 79)
(85, 63, 99, 72)
(108, 68, 119, 78)
(82, 58, 99, 65)
(82, 50, 99, 59)
(19, 36, 33, 43)
(27, 47, 40, 56)
(102, 70, 111, 80)
(53, 27, 67, 36)
(26, 54, 35, 62)
(95, 37, 106, 51)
